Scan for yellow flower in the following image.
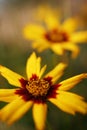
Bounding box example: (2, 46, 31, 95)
(0, 52, 87, 130)
(23, 7, 87, 58)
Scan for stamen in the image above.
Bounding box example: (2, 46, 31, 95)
(26, 79, 50, 97)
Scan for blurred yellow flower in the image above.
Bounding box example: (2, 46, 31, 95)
(0, 52, 87, 130)
(23, 7, 87, 58)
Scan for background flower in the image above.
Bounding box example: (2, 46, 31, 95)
(23, 6, 87, 58)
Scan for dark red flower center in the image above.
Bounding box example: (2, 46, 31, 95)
(15, 74, 60, 103)
(44, 29, 69, 43)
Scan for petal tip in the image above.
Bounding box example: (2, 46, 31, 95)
(0, 65, 3, 70)
(32, 52, 37, 57)
(82, 73, 87, 78)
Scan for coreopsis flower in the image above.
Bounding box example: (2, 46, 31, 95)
(23, 7, 87, 58)
(0, 52, 87, 130)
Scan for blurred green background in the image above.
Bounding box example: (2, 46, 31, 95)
(0, 0, 87, 130)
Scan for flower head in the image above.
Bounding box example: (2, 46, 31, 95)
(23, 7, 87, 58)
(0, 52, 87, 130)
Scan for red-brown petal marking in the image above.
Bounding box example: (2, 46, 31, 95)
(19, 78, 28, 88)
(15, 75, 60, 103)
(44, 29, 69, 43)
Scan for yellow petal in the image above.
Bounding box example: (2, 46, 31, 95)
(49, 97, 75, 115)
(23, 24, 45, 40)
(32, 41, 49, 52)
(51, 44, 65, 56)
(26, 52, 41, 78)
(33, 103, 47, 130)
(35, 5, 48, 20)
(57, 91, 87, 114)
(0, 97, 25, 121)
(62, 42, 79, 58)
(62, 17, 78, 33)
(0, 65, 24, 87)
(45, 63, 67, 83)
(36, 5, 49, 19)
(70, 31, 87, 43)
(58, 91, 84, 100)
(7, 101, 33, 125)
(36, 57, 41, 76)
(36, 5, 60, 29)
(0, 95, 19, 102)
(0, 89, 19, 102)
(39, 65, 47, 78)
(45, 13, 60, 30)
(0, 89, 17, 97)
(32, 41, 47, 48)
(49, 91, 87, 114)
(26, 52, 37, 78)
(59, 73, 87, 91)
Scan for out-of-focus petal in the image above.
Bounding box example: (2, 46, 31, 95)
(33, 103, 47, 130)
(0, 65, 24, 87)
(45, 63, 67, 83)
(45, 13, 60, 30)
(62, 17, 78, 33)
(62, 42, 79, 58)
(51, 44, 64, 56)
(32, 41, 49, 52)
(23, 24, 45, 40)
(70, 31, 87, 43)
(36, 5, 60, 29)
(59, 73, 87, 91)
